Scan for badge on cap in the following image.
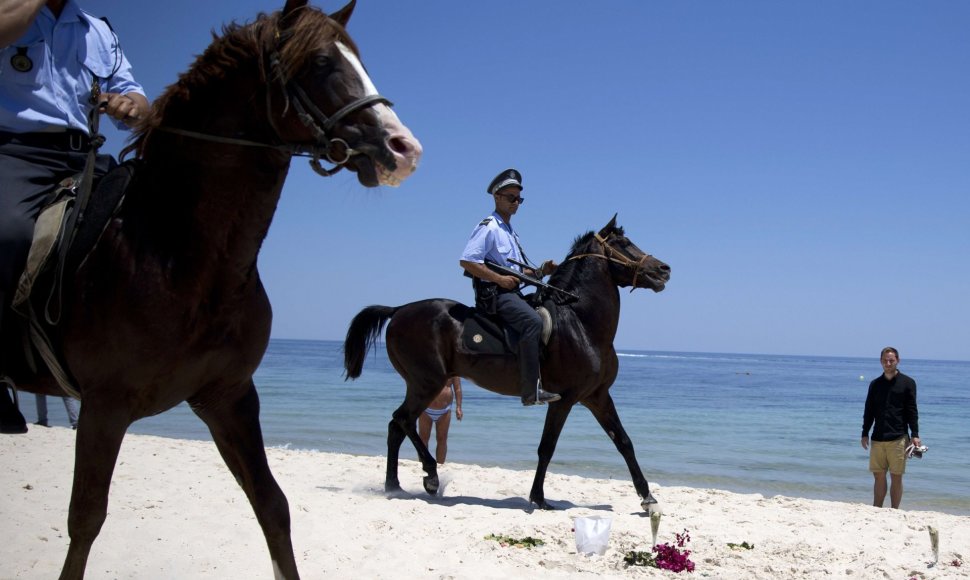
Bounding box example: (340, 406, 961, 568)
(10, 47, 33, 73)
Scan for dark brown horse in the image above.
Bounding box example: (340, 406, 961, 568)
(344, 216, 670, 513)
(2, 1, 421, 578)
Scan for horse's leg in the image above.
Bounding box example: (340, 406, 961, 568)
(386, 399, 439, 496)
(401, 402, 440, 496)
(585, 393, 658, 511)
(59, 400, 130, 580)
(385, 404, 407, 492)
(528, 402, 574, 510)
(190, 381, 299, 580)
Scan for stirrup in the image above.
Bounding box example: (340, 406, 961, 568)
(521, 384, 561, 406)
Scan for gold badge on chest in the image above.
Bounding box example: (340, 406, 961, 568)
(11, 47, 33, 73)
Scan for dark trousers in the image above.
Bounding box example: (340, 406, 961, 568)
(0, 133, 115, 366)
(495, 292, 543, 397)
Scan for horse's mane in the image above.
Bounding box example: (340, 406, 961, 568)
(124, 6, 358, 159)
(549, 224, 627, 290)
(567, 231, 597, 256)
(566, 225, 625, 258)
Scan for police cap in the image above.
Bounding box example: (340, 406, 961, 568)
(487, 168, 523, 195)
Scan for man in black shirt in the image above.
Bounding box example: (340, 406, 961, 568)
(861, 346, 922, 508)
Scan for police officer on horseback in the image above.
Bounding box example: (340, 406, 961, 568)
(0, 0, 149, 433)
(459, 168, 561, 406)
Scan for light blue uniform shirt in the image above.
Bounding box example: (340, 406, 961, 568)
(0, 0, 144, 135)
(460, 212, 526, 272)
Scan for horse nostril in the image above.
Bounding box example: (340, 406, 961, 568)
(387, 133, 422, 158)
(387, 135, 408, 154)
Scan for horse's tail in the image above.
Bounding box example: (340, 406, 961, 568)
(343, 305, 398, 380)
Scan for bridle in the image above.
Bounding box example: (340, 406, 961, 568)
(566, 232, 652, 291)
(265, 40, 393, 176)
(154, 28, 392, 177)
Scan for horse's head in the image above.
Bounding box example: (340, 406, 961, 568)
(591, 215, 671, 292)
(267, 0, 422, 186)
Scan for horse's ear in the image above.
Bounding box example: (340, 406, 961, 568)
(329, 0, 357, 27)
(598, 213, 619, 236)
(282, 0, 308, 19)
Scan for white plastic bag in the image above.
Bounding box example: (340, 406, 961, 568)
(574, 516, 612, 555)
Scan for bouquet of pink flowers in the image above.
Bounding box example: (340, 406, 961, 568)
(624, 529, 695, 573)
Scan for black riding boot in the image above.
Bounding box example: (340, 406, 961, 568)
(1, 304, 27, 434)
(1, 381, 28, 434)
(493, 293, 561, 406)
(518, 344, 560, 406)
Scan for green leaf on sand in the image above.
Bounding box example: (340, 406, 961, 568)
(484, 533, 545, 549)
(623, 550, 657, 567)
(727, 541, 755, 550)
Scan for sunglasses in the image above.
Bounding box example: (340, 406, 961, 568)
(495, 192, 525, 204)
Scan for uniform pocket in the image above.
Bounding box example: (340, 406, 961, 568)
(0, 42, 48, 86)
(80, 31, 116, 79)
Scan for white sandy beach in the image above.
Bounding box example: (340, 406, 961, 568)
(1, 427, 967, 579)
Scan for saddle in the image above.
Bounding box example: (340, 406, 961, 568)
(9, 160, 137, 396)
(459, 298, 555, 355)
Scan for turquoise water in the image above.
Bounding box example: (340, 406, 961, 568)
(123, 339, 969, 515)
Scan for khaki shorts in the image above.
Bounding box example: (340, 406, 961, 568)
(870, 436, 909, 475)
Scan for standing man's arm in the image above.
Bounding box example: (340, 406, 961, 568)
(907, 379, 921, 447)
(0, 0, 46, 46)
(861, 383, 875, 449)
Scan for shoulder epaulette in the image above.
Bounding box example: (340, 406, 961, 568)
(478, 217, 494, 226)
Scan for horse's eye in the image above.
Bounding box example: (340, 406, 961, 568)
(313, 54, 333, 70)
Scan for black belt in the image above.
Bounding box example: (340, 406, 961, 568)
(0, 130, 91, 151)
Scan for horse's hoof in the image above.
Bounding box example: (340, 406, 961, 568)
(385, 481, 402, 493)
(529, 497, 556, 511)
(423, 475, 439, 496)
(642, 494, 661, 515)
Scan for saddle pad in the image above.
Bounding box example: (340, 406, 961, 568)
(12, 160, 135, 311)
(460, 306, 553, 355)
(461, 311, 510, 355)
(12, 195, 70, 309)
(68, 160, 135, 272)
(9, 161, 136, 399)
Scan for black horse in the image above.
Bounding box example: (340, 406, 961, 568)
(344, 216, 670, 512)
(1, 1, 421, 578)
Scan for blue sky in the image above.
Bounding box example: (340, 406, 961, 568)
(84, 1, 969, 361)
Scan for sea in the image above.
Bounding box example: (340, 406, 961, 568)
(71, 339, 963, 516)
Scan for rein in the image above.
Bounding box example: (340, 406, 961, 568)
(567, 232, 651, 292)
(153, 28, 392, 177)
(48, 79, 108, 325)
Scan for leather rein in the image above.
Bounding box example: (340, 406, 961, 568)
(154, 32, 392, 177)
(566, 232, 652, 291)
